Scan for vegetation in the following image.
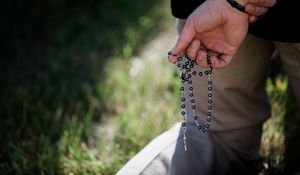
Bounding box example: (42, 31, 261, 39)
(0, 0, 299, 174)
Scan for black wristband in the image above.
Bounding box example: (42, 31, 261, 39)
(226, 0, 247, 13)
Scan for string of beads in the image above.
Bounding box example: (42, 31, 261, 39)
(176, 55, 213, 151)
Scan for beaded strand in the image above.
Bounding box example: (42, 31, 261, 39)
(176, 55, 213, 151)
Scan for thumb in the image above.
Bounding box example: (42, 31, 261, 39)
(171, 20, 196, 56)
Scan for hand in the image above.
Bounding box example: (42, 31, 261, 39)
(246, 0, 277, 23)
(169, 0, 249, 69)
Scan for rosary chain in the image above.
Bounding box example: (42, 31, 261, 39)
(177, 55, 213, 151)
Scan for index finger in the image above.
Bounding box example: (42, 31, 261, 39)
(171, 19, 197, 57)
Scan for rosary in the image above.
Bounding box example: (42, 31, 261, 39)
(168, 52, 213, 151)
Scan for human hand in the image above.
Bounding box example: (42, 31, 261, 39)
(246, 0, 277, 23)
(168, 0, 249, 69)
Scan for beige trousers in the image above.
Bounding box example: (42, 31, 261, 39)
(117, 20, 300, 175)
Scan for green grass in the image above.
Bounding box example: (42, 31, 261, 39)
(94, 58, 180, 174)
(0, 0, 173, 174)
(0, 0, 299, 174)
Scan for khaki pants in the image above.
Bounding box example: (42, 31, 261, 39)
(117, 20, 300, 175)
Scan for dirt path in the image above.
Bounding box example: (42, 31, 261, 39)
(93, 25, 177, 162)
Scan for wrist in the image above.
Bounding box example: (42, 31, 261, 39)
(217, 0, 249, 15)
(232, 0, 248, 6)
(226, 0, 247, 13)
(208, 0, 250, 18)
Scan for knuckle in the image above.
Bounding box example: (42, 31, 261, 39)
(246, 4, 254, 13)
(254, 6, 261, 14)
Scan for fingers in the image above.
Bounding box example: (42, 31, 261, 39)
(210, 55, 229, 69)
(187, 39, 201, 60)
(248, 15, 257, 23)
(245, 4, 268, 16)
(194, 49, 232, 69)
(196, 50, 208, 67)
(167, 52, 179, 64)
(245, 0, 275, 22)
(169, 19, 197, 63)
(170, 47, 231, 69)
(207, 50, 219, 58)
(247, 0, 276, 7)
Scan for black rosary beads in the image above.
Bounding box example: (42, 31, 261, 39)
(176, 55, 213, 151)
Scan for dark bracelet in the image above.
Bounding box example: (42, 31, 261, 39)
(226, 0, 247, 13)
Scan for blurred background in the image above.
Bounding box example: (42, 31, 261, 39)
(0, 0, 299, 174)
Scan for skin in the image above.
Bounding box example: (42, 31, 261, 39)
(168, 0, 277, 69)
(247, 0, 277, 22)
